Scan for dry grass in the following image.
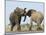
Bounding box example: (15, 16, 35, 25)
(5, 23, 44, 32)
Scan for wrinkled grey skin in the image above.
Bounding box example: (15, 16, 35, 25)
(9, 7, 26, 31)
(26, 9, 44, 30)
(9, 7, 44, 31)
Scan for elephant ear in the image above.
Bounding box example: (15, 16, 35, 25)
(26, 10, 32, 17)
(26, 9, 36, 17)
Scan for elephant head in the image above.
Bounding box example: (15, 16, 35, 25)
(22, 9, 36, 22)
(26, 9, 36, 17)
(14, 7, 25, 16)
(14, 7, 27, 22)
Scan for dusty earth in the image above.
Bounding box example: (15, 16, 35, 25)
(6, 23, 44, 32)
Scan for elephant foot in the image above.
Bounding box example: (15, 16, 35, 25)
(11, 29, 13, 31)
(17, 27, 21, 31)
(17, 25, 21, 32)
(37, 27, 42, 31)
(29, 26, 32, 31)
(11, 25, 14, 31)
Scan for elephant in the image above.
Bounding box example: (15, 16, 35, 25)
(9, 7, 27, 31)
(24, 9, 44, 30)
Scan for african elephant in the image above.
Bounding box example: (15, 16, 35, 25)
(9, 7, 26, 31)
(26, 9, 44, 30)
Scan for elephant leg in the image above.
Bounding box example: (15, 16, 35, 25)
(37, 20, 42, 30)
(17, 24, 21, 31)
(29, 20, 33, 31)
(11, 23, 15, 31)
(37, 24, 42, 30)
(16, 16, 21, 31)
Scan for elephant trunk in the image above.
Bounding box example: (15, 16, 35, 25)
(23, 8, 27, 22)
